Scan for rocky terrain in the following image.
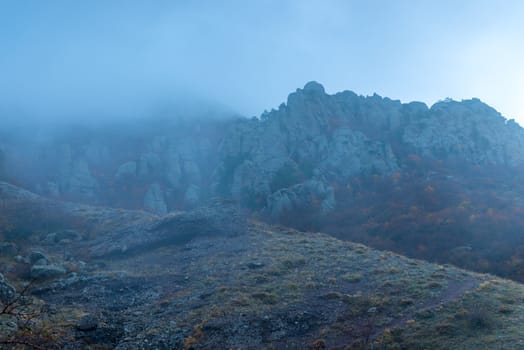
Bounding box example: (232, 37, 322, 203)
(2, 182, 524, 349)
(2, 82, 523, 216)
(2, 82, 524, 348)
(2, 82, 524, 282)
(2, 82, 524, 284)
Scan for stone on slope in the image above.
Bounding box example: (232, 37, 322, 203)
(30, 264, 67, 280)
(0, 273, 16, 305)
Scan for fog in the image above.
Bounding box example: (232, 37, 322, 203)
(3, 3, 524, 347)
(1, 1, 524, 123)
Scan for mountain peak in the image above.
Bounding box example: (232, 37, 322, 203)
(302, 81, 325, 94)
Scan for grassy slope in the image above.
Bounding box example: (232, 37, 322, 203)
(68, 221, 524, 349)
(2, 180, 524, 349)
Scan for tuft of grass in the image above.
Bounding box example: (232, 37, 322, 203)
(342, 273, 362, 283)
(435, 321, 457, 335)
(466, 308, 494, 330)
(251, 292, 278, 305)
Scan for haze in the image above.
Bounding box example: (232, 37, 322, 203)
(1, 0, 523, 123)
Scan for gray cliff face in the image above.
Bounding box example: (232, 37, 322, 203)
(107, 131, 217, 213)
(214, 81, 400, 215)
(2, 121, 222, 213)
(402, 98, 524, 165)
(39, 143, 99, 200)
(2, 82, 524, 217)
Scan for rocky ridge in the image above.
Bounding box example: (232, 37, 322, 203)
(2, 82, 523, 218)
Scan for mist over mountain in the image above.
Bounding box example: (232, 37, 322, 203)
(2, 82, 524, 348)
(3, 1, 524, 348)
(2, 82, 524, 283)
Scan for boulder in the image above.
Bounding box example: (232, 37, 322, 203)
(44, 229, 82, 244)
(30, 264, 67, 280)
(33, 258, 49, 266)
(76, 313, 98, 331)
(29, 251, 49, 265)
(0, 273, 16, 304)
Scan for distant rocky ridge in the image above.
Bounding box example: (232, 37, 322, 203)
(1, 82, 523, 218)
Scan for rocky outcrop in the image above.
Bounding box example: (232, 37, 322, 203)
(88, 199, 246, 258)
(213, 81, 400, 215)
(27, 250, 67, 280)
(267, 180, 335, 218)
(43, 230, 82, 244)
(1, 82, 524, 217)
(0, 180, 157, 241)
(55, 146, 99, 200)
(65, 159, 98, 198)
(30, 264, 67, 280)
(143, 183, 167, 215)
(114, 161, 137, 181)
(29, 251, 49, 265)
(319, 128, 398, 178)
(402, 98, 524, 165)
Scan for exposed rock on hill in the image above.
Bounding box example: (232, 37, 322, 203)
(87, 199, 245, 258)
(213, 82, 402, 215)
(2, 82, 523, 217)
(402, 98, 524, 165)
(267, 179, 335, 218)
(2, 83, 524, 283)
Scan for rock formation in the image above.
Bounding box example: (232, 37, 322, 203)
(1, 82, 523, 218)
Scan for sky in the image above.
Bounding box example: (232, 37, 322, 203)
(0, 0, 523, 124)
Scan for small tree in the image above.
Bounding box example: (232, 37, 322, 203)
(0, 277, 62, 349)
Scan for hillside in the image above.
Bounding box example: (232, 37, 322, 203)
(1, 182, 524, 349)
(1, 82, 524, 283)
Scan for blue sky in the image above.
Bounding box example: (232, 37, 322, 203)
(1, 0, 523, 123)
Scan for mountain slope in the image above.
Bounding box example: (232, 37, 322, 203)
(1, 182, 524, 349)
